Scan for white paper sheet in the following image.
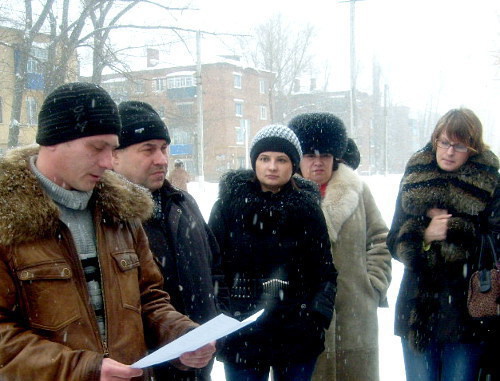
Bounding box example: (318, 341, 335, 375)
(131, 309, 264, 368)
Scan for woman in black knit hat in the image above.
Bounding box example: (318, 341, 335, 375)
(289, 112, 391, 381)
(208, 124, 337, 381)
(387, 108, 499, 381)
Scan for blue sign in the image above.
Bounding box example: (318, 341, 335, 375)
(170, 144, 193, 155)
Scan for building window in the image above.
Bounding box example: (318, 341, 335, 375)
(177, 102, 193, 117)
(235, 101, 243, 117)
(26, 96, 37, 125)
(259, 79, 266, 94)
(135, 80, 145, 93)
(27, 46, 48, 74)
(233, 73, 242, 89)
(157, 105, 165, 118)
(172, 129, 191, 145)
(235, 119, 247, 145)
(154, 78, 167, 91)
(260, 105, 267, 120)
(167, 75, 195, 89)
(0, 97, 3, 123)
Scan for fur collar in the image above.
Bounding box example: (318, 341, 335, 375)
(321, 163, 363, 242)
(395, 145, 498, 268)
(401, 143, 498, 216)
(0, 145, 153, 246)
(218, 169, 320, 204)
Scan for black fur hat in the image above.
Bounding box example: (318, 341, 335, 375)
(342, 138, 360, 170)
(288, 112, 348, 158)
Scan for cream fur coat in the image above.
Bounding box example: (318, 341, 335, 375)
(313, 163, 392, 381)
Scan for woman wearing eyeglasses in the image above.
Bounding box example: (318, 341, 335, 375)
(387, 108, 499, 381)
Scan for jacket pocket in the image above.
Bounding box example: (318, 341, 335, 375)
(16, 260, 80, 331)
(112, 251, 141, 313)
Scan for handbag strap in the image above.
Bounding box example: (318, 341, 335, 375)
(478, 234, 498, 269)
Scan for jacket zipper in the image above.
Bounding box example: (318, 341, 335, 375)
(60, 224, 109, 356)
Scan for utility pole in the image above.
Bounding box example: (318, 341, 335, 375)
(195, 30, 204, 183)
(340, 0, 365, 136)
(349, 0, 357, 137)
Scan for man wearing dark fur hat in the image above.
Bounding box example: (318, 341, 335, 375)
(289, 112, 391, 381)
(0, 83, 215, 381)
(113, 100, 219, 381)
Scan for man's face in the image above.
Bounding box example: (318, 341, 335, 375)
(112, 139, 169, 191)
(47, 134, 119, 191)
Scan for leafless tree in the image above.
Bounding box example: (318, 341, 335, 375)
(5, 0, 55, 147)
(242, 14, 315, 123)
(2, 0, 196, 147)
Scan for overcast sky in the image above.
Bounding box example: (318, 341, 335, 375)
(75, 0, 499, 150)
(186, 0, 499, 149)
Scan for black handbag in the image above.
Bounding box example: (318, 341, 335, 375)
(467, 234, 500, 318)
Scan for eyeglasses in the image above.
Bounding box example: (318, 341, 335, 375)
(436, 139, 470, 153)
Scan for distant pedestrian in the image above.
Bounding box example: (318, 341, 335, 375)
(168, 159, 190, 191)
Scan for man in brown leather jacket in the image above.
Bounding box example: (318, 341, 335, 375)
(0, 83, 215, 381)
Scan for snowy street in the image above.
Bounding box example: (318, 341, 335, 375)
(189, 174, 406, 381)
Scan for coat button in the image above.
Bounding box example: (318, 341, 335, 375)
(20, 270, 31, 280)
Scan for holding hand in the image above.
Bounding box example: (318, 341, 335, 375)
(179, 341, 216, 368)
(424, 208, 451, 244)
(100, 358, 143, 381)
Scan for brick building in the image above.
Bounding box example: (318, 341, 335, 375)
(99, 59, 274, 182)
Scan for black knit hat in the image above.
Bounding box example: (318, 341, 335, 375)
(36, 82, 121, 146)
(250, 124, 302, 172)
(288, 112, 348, 158)
(117, 101, 171, 149)
(342, 138, 361, 170)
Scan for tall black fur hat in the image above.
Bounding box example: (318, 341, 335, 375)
(342, 138, 361, 170)
(36, 82, 121, 146)
(118, 101, 171, 148)
(288, 112, 348, 158)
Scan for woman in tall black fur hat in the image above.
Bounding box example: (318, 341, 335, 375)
(289, 112, 392, 381)
(208, 124, 337, 381)
(387, 108, 499, 381)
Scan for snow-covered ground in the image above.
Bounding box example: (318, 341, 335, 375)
(188, 174, 406, 381)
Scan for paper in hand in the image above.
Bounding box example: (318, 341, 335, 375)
(131, 309, 264, 368)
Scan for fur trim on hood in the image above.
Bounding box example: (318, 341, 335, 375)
(0, 145, 153, 246)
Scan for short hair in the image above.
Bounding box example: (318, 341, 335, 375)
(431, 108, 487, 154)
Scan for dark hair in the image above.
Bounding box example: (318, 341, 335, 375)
(431, 108, 487, 154)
